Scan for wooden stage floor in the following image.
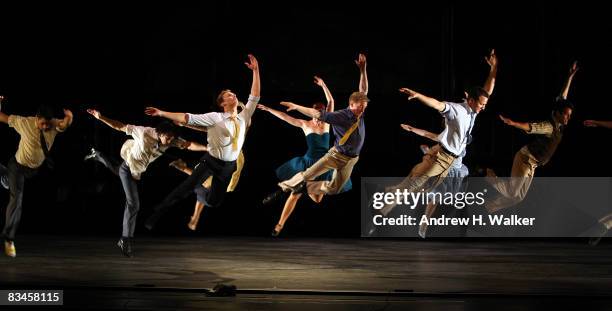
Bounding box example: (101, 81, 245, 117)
(1, 235, 611, 310)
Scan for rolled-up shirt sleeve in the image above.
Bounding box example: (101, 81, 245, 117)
(7, 115, 27, 135)
(187, 112, 218, 127)
(527, 121, 554, 135)
(440, 102, 458, 120)
(241, 95, 260, 120)
(125, 124, 146, 140)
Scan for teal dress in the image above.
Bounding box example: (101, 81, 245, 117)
(275, 132, 352, 193)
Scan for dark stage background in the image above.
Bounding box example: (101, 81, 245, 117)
(1, 1, 611, 237)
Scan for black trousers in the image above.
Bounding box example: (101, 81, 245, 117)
(148, 153, 236, 226)
(2, 157, 38, 241)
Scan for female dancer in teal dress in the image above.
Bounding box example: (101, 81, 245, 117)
(258, 76, 351, 236)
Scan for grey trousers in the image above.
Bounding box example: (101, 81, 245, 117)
(93, 151, 139, 238)
(2, 157, 38, 241)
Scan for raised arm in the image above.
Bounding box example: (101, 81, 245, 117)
(400, 123, 439, 142)
(0, 111, 8, 124)
(241, 54, 261, 119)
(54, 109, 73, 131)
(0, 96, 8, 124)
(258, 104, 305, 128)
(499, 115, 530, 132)
(559, 61, 578, 100)
(144, 107, 188, 125)
(584, 120, 612, 129)
(483, 49, 498, 96)
(245, 54, 260, 98)
(355, 53, 368, 95)
(279, 101, 320, 119)
(87, 109, 127, 132)
(314, 76, 335, 112)
(399, 88, 446, 112)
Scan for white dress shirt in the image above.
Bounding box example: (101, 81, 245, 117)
(186, 95, 259, 162)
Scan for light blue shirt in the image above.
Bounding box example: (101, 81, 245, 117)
(437, 101, 477, 156)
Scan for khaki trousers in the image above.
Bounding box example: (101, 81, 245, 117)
(486, 146, 539, 213)
(381, 145, 456, 216)
(279, 147, 359, 195)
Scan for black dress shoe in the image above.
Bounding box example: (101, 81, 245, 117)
(291, 181, 306, 194)
(117, 237, 133, 257)
(262, 190, 285, 205)
(271, 224, 283, 237)
(144, 213, 159, 231)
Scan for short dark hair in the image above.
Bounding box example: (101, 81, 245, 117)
(155, 120, 178, 137)
(36, 104, 56, 120)
(552, 98, 574, 114)
(466, 87, 490, 100)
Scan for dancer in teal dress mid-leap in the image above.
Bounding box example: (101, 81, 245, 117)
(258, 76, 351, 236)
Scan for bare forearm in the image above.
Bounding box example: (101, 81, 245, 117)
(320, 84, 335, 112)
(402, 125, 439, 142)
(359, 68, 369, 95)
(97, 115, 127, 132)
(187, 141, 208, 151)
(160, 111, 188, 124)
(421, 130, 439, 141)
(267, 107, 303, 127)
(182, 123, 208, 132)
(0, 111, 8, 124)
(512, 121, 530, 132)
(294, 105, 320, 119)
(251, 69, 260, 97)
(415, 93, 445, 112)
(559, 75, 574, 100)
(483, 66, 497, 96)
(594, 120, 612, 129)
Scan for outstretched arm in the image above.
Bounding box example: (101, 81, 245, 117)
(314, 76, 335, 112)
(172, 139, 207, 152)
(584, 120, 612, 129)
(483, 49, 498, 96)
(559, 61, 578, 100)
(400, 123, 439, 142)
(257, 104, 305, 128)
(54, 109, 73, 131)
(187, 141, 208, 152)
(87, 109, 127, 132)
(355, 53, 368, 95)
(399, 88, 446, 112)
(499, 115, 530, 132)
(181, 123, 208, 132)
(144, 107, 188, 125)
(279, 101, 320, 119)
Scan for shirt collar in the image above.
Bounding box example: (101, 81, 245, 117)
(223, 112, 239, 119)
(460, 100, 476, 115)
(347, 108, 362, 120)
